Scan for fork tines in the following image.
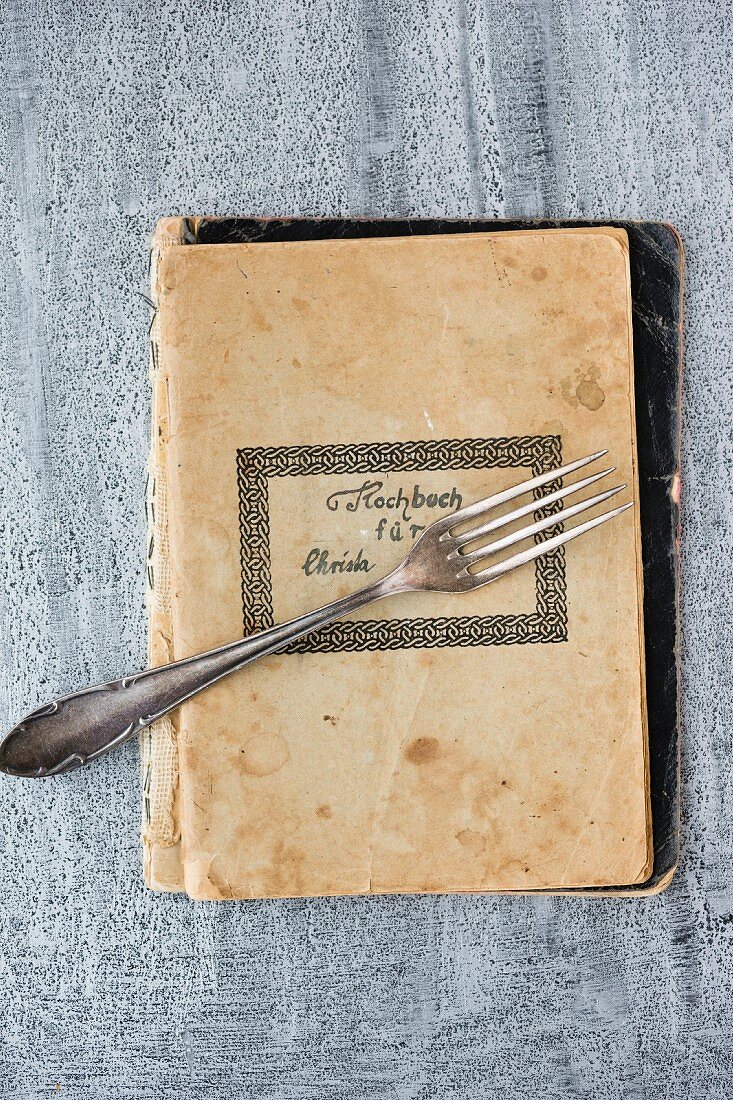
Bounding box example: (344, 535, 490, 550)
(444, 451, 633, 587)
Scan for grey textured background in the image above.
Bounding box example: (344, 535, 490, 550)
(0, 0, 730, 1096)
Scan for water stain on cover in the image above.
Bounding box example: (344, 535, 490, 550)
(404, 736, 440, 765)
(264, 839, 307, 897)
(456, 828, 487, 855)
(576, 369, 606, 411)
(561, 366, 606, 411)
(239, 732, 290, 776)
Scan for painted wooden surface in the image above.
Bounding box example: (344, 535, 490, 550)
(0, 1, 730, 1095)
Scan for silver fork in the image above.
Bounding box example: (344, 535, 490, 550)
(0, 451, 631, 777)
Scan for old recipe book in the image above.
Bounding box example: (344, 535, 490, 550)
(143, 221, 650, 899)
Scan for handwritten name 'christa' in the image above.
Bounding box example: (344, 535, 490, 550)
(301, 547, 375, 576)
(325, 480, 462, 523)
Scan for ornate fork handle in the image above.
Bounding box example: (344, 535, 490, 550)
(0, 573, 405, 777)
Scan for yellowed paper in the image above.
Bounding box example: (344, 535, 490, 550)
(150, 226, 650, 899)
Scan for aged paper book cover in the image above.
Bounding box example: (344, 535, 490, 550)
(143, 223, 650, 899)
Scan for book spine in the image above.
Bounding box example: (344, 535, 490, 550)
(140, 219, 188, 892)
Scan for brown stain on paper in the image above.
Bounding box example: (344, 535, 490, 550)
(404, 737, 440, 765)
(576, 370, 606, 411)
(456, 828, 487, 856)
(239, 733, 290, 776)
(561, 365, 606, 411)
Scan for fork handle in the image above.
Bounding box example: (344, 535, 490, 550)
(0, 571, 406, 777)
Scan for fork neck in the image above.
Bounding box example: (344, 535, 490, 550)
(276, 565, 409, 643)
(212, 564, 411, 670)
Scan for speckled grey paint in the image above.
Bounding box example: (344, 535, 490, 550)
(0, 0, 731, 1096)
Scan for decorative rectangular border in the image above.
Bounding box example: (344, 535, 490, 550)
(236, 436, 567, 652)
